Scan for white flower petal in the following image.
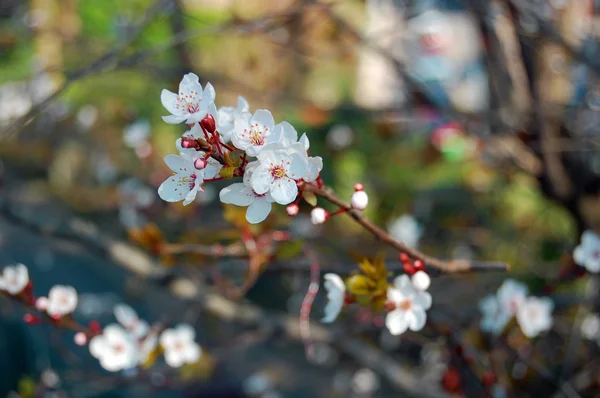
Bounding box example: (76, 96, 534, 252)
(160, 89, 181, 115)
(158, 175, 190, 202)
(251, 109, 275, 133)
(386, 309, 409, 335)
(250, 165, 274, 195)
(219, 183, 254, 206)
(164, 154, 193, 174)
(246, 198, 272, 224)
(270, 177, 298, 205)
(162, 114, 187, 124)
(407, 308, 427, 331)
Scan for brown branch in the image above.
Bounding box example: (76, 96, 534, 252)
(307, 185, 510, 273)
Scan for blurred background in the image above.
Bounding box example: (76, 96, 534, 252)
(1, 0, 599, 397)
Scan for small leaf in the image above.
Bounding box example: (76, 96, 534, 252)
(346, 274, 375, 296)
(225, 150, 245, 168)
(302, 191, 317, 207)
(357, 258, 377, 279)
(219, 166, 236, 179)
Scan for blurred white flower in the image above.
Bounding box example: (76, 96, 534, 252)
(123, 119, 151, 148)
(574, 230, 600, 273)
(351, 368, 380, 395)
(157, 154, 206, 206)
(76, 105, 98, 130)
(89, 324, 139, 372)
(387, 214, 422, 249)
(497, 279, 529, 315)
(516, 296, 553, 338)
(114, 304, 149, 339)
(217, 96, 250, 143)
(326, 124, 354, 151)
(479, 294, 512, 335)
(161, 73, 215, 124)
(581, 313, 600, 341)
(118, 178, 155, 209)
(160, 324, 202, 368)
(322, 273, 345, 323)
(46, 285, 78, 317)
(0, 263, 29, 295)
(411, 271, 431, 291)
(386, 274, 432, 335)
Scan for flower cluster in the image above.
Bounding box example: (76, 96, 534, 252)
(321, 256, 432, 336)
(0, 263, 78, 319)
(88, 305, 201, 372)
(479, 279, 553, 338)
(158, 73, 324, 224)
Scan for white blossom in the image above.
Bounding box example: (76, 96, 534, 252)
(219, 161, 274, 224)
(158, 154, 214, 206)
(479, 294, 512, 335)
(123, 119, 150, 148)
(232, 109, 279, 156)
(0, 263, 29, 295)
(516, 296, 553, 338)
(114, 304, 149, 339)
(311, 207, 328, 225)
(46, 285, 78, 317)
(217, 96, 249, 143)
(89, 324, 139, 372)
(161, 73, 215, 124)
(160, 324, 202, 368)
(411, 271, 430, 291)
(581, 313, 600, 341)
(277, 122, 322, 183)
(351, 191, 369, 210)
(387, 214, 422, 249)
(250, 143, 307, 205)
(322, 273, 345, 323)
(574, 230, 600, 273)
(497, 279, 528, 315)
(386, 275, 432, 335)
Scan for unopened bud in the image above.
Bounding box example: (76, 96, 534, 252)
(200, 114, 216, 134)
(413, 260, 424, 270)
(399, 253, 410, 264)
(194, 158, 207, 170)
(350, 190, 368, 210)
(354, 183, 364, 192)
(74, 332, 88, 346)
(181, 137, 198, 149)
(35, 296, 49, 311)
(403, 262, 416, 275)
(311, 207, 329, 225)
(88, 320, 102, 334)
(23, 313, 40, 325)
(411, 270, 431, 290)
(286, 204, 299, 216)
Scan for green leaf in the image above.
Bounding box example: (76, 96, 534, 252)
(345, 274, 375, 296)
(225, 150, 245, 167)
(219, 166, 236, 179)
(302, 191, 317, 207)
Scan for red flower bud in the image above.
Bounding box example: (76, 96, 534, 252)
(442, 367, 462, 394)
(194, 158, 207, 170)
(23, 313, 41, 325)
(399, 253, 410, 264)
(181, 138, 198, 149)
(286, 204, 299, 216)
(88, 320, 102, 334)
(200, 114, 216, 134)
(354, 183, 364, 192)
(413, 260, 424, 270)
(403, 262, 416, 275)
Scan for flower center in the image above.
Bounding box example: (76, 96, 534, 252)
(400, 299, 412, 311)
(174, 341, 185, 352)
(175, 90, 201, 114)
(59, 295, 70, 306)
(270, 165, 286, 179)
(113, 343, 125, 354)
(593, 251, 600, 259)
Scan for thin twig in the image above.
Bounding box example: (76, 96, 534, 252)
(307, 185, 510, 273)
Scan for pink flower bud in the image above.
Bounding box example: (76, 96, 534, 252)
(181, 138, 198, 149)
(200, 114, 216, 134)
(74, 332, 87, 346)
(311, 207, 328, 225)
(350, 190, 368, 210)
(286, 204, 299, 216)
(35, 296, 49, 311)
(23, 313, 40, 325)
(411, 270, 431, 291)
(194, 158, 207, 170)
(354, 183, 364, 192)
